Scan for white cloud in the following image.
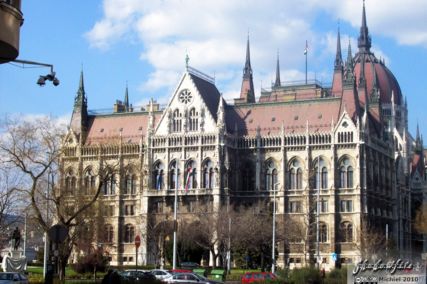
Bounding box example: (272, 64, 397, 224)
(85, 0, 427, 98)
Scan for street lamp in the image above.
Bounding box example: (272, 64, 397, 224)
(271, 182, 280, 274)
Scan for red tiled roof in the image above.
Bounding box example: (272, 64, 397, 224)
(85, 112, 161, 145)
(226, 98, 342, 136)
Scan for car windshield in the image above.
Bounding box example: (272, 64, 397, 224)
(0, 273, 13, 280)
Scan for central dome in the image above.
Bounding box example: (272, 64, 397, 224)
(353, 52, 402, 106)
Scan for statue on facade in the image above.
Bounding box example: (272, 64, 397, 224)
(11, 227, 21, 250)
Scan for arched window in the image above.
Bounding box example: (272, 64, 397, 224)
(265, 160, 278, 191)
(103, 174, 116, 195)
(172, 109, 182, 132)
(153, 161, 164, 190)
(314, 158, 328, 189)
(202, 159, 214, 189)
(189, 108, 198, 132)
(339, 158, 354, 188)
(123, 171, 136, 195)
(184, 160, 197, 190)
(289, 159, 302, 189)
(65, 170, 76, 195)
(340, 222, 353, 242)
(84, 169, 95, 195)
(104, 224, 114, 243)
(124, 224, 135, 243)
(320, 222, 328, 243)
(241, 161, 255, 191)
(169, 160, 180, 190)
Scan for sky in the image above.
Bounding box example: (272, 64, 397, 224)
(1, 0, 427, 140)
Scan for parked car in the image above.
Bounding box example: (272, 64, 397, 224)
(121, 269, 156, 281)
(170, 268, 193, 273)
(180, 261, 200, 269)
(164, 272, 223, 284)
(0, 272, 29, 284)
(241, 272, 276, 283)
(151, 269, 173, 280)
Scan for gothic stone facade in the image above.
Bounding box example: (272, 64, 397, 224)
(61, 4, 423, 270)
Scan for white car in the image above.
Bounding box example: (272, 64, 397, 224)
(0, 272, 29, 284)
(151, 269, 173, 280)
(164, 272, 223, 284)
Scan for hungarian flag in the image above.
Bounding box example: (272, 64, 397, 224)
(185, 166, 193, 192)
(304, 40, 308, 55)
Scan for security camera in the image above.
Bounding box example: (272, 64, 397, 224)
(53, 77, 60, 86)
(37, 76, 46, 86)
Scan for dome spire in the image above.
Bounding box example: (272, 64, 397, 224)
(358, 0, 372, 53)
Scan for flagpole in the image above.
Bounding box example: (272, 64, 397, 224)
(305, 40, 308, 85)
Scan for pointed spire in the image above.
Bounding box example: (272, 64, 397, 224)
(75, 69, 86, 108)
(124, 82, 129, 111)
(415, 121, 423, 152)
(358, 0, 372, 53)
(417, 122, 421, 141)
(243, 35, 252, 77)
(239, 35, 255, 103)
(274, 50, 281, 88)
(185, 53, 190, 70)
(217, 95, 225, 128)
(334, 27, 343, 70)
(70, 69, 88, 140)
(344, 40, 354, 83)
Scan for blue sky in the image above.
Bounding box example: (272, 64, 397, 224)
(1, 0, 427, 141)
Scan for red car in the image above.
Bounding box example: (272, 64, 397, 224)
(241, 272, 276, 283)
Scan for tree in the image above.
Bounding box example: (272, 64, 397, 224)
(358, 218, 389, 260)
(0, 116, 117, 280)
(0, 167, 24, 250)
(231, 206, 273, 270)
(180, 205, 231, 268)
(147, 214, 174, 268)
(414, 204, 427, 234)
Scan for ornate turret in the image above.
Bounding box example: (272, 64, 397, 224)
(238, 36, 255, 103)
(70, 70, 88, 142)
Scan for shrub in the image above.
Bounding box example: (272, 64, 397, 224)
(288, 267, 322, 284)
(324, 267, 347, 284)
(72, 250, 109, 274)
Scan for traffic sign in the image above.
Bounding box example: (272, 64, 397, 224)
(135, 235, 141, 249)
(331, 252, 338, 262)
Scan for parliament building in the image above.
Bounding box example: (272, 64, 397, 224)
(60, 3, 427, 270)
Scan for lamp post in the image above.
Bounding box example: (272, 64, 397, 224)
(271, 182, 280, 274)
(316, 157, 322, 269)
